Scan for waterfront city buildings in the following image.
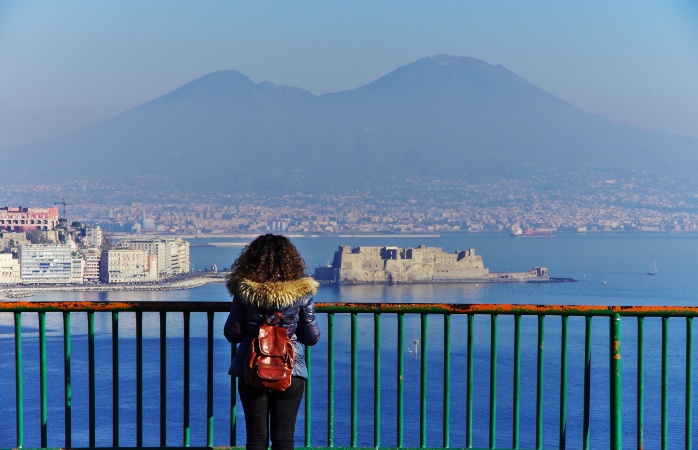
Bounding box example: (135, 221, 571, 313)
(4, 171, 698, 236)
(0, 223, 191, 285)
(115, 237, 190, 278)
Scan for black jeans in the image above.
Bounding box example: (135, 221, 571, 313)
(238, 376, 306, 450)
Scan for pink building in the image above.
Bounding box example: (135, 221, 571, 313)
(0, 206, 59, 231)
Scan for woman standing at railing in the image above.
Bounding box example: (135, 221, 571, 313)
(224, 234, 321, 450)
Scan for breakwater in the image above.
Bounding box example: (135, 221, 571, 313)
(0, 273, 225, 298)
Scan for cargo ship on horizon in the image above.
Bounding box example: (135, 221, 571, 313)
(522, 228, 556, 238)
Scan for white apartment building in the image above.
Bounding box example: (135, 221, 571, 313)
(71, 253, 84, 284)
(19, 244, 75, 284)
(82, 248, 101, 283)
(0, 253, 20, 284)
(84, 225, 103, 248)
(101, 249, 156, 283)
(116, 237, 190, 278)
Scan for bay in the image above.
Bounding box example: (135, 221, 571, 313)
(1, 233, 697, 448)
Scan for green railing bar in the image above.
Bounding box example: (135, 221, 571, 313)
(420, 313, 427, 448)
(39, 311, 48, 447)
(686, 317, 693, 450)
(160, 311, 167, 447)
(88, 311, 96, 447)
(489, 315, 497, 449)
(637, 317, 644, 450)
(313, 303, 698, 318)
(351, 312, 358, 447)
(207, 311, 214, 447)
(136, 310, 143, 447)
(7, 301, 698, 317)
(397, 312, 404, 448)
(536, 316, 545, 449)
(327, 312, 335, 447)
(63, 311, 72, 448)
(661, 317, 668, 450)
(14, 312, 23, 449)
(609, 313, 622, 449)
(305, 344, 312, 447)
(466, 314, 473, 449)
(183, 311, 191, 447)
(112, 311, 120, 447)
(513, 315, 521, 449)
(559, 315, 568, 450)
(443, 314, 451, 449)
(374, 314, 381, 448)
(583, 316, 592, 450)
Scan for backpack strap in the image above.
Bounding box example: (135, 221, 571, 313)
(266, 311, 284, 326)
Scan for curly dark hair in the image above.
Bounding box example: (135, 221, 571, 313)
(226, 234, 307, 289)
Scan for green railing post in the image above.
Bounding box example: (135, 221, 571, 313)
(637, 316, 644, 450)
(207, 310, 214, 447)
(397, 312, 404, 448)
(686, 317, 693, 450)
(489, 315, 498, 449)
(374, 313, 381, 448)
(536, 315, 545, 449)
(583, 316, 592, 450)
(443, 314, 451, 449)
(230, 343, 237, 447)
(183, 311, 190, 447)
(112, 311, 119, 447)
(305, 344, 312, 447)
(661, 317, 668, 450)
(513, 314, 521, 449)
(559, 315, 568, 450)
(351, 312, 358, 447)
(39, 311, 48, 447)
(160, 310, 167, 447)
(466, 314, 474, 449)
(14, 312, 23, 449)
(610, 313, 622, 450)
(328, 312, 335, 447)
(63, 311, 72, 448)
(88, 311, 96, 447)
(136, 310, 143, 447)
(420, 314, 428, 448)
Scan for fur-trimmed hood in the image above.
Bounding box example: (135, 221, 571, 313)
(231, 277, 319, 309)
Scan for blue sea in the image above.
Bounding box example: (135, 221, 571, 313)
(1, 233, 698, 448)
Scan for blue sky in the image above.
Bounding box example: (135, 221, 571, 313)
(1, 1, 697, 150)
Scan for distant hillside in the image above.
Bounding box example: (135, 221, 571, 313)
(6, 55, 698, 193)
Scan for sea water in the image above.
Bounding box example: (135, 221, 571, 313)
(1, 233, 697, 448)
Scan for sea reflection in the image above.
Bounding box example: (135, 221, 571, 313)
(327, 282, 486, 303)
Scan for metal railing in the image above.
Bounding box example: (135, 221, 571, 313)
(0, 301, 696, 449)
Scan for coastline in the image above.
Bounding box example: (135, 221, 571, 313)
(0, 273, 226, 297)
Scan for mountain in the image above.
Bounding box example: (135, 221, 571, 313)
(6, 55, 698, 193)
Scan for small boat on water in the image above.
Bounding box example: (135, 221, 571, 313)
(647, 257, 658, 276)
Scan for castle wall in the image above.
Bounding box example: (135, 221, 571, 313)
(321, 245, 493, 284)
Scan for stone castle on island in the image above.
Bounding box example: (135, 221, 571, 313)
(314, 245, 555, 285)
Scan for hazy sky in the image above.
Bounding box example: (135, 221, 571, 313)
(1, 1, 697, 150)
